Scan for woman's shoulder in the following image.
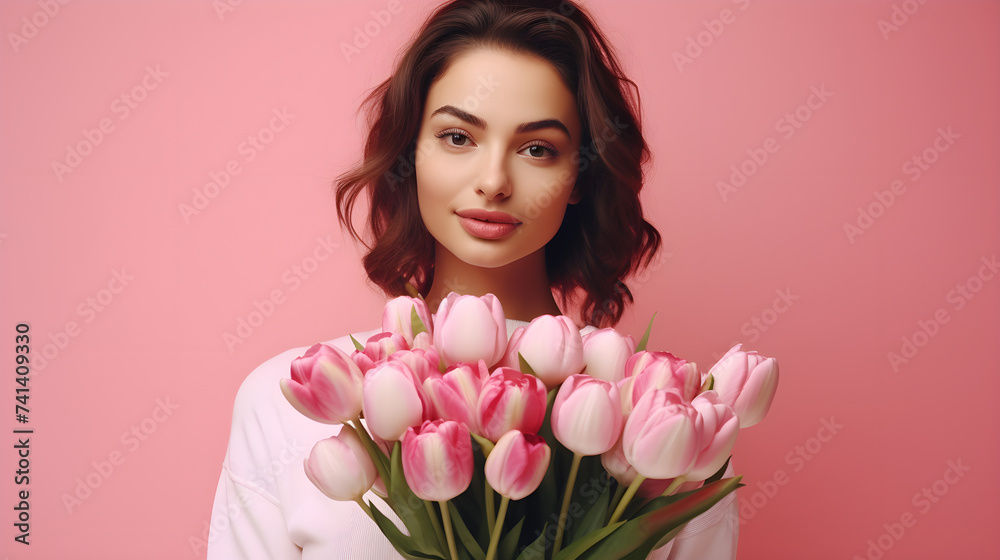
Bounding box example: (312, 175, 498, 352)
(222, 328, 381, 482)
(234, 327, 380, 407)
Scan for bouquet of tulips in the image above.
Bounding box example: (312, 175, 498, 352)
(281, 292, 778, 560)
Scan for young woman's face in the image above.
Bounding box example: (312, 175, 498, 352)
(415, 48, 583, 270)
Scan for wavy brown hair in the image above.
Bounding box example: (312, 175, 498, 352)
(335, 0, 660, 327)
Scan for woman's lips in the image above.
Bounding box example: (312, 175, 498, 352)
(455, 209, 522, 240)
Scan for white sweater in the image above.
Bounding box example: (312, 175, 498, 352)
(208, 320, 739, 559)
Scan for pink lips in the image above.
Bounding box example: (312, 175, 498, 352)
(455, 209, 522, 240)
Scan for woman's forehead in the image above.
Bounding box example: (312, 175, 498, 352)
(422, 48, 581, 139)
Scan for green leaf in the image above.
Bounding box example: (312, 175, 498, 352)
(388, 442, 446, 556)
(574, 476, 742, 560)
(704, 456, 731, 485)
(350, 334, 365, 352)
(551, 520, 625, 560)
(514, 522, 549, 560)
(448, 501, 485, 560)
(369, 501, 447, 560)
(635, 313, 657, 353)
(411, 306, 428, 337)
(518, 352, 537, 377)
(699, 373, 714, 393)
(498, 516, 525, 560)
(568, 476, 611, 545)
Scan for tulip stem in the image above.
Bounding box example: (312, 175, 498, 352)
(661, 476, 686, 497)
(607, 474, 646, 526)
(354, 497, 374, 521)
(552, 452, 583, 556)
(438, 501, 460, 560)
(485, 480, 496, 535)
(607, 482, 627, 524)
(351, 417, 390, 477)
(485, 495, 510, 560)
(424, 500, 448, 555)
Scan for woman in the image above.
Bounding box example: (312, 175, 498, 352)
(209, 1, 739, 558)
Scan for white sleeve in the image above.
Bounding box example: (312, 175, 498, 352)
(207, 331, 386, 560)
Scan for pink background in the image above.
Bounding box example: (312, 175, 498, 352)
(1, 0, 998, 558)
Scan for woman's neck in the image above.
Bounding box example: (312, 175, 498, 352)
(425, 244, 562, 322)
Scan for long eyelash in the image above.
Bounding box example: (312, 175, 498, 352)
(435, 128, 470, 141)
(525, 141, 559, 157)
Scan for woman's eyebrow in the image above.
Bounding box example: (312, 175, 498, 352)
(430, 105, 572, 139)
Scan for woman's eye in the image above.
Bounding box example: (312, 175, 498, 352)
(519, 144, 559, 159)
(436, 130, 474, 147)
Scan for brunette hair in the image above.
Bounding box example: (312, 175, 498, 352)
(335, 0, 661, 327)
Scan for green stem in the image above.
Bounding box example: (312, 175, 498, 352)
(354, 497, 374, 521)
(439, 501, 460, 560)
(552, 452, 583, 556)
(661, 476, 686, 497)
(351, 417, 390, 478)
(424, 500, 447, 554)
(606, 482, 627, 524)
(351, 417, 393, 509)
(485, 495, 510, 560)
(485, 479, 496, 535)
(607, 474, 647, 525)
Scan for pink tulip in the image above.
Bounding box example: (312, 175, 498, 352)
(551, 374, 623, 455)
(477, 367, 548, 442)
(485, 430, 551, 500)
(709, 344, 779, 428)
(303, 424, 378, 501)
(411, 331, 434, 351)
(389, 347, 441, 383)
(581, 328, 636, 383)
(433, 293, 507, 367)
(402, 420, 474, 501)
(382, 295, 433, 345)
(423, 361, 488, 432)
(280, 343, 364, 424)
(628, 351, 701, 405)
(362, 361, 429, 441)
(503, 315, 584, 388)
(352, 350, 377, 375)
(687, 391, 739, 480)
(622, 388, 701, 480)
(362, 331, 409, 364)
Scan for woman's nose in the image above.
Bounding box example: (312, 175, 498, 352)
(475, 148, 512, 201)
